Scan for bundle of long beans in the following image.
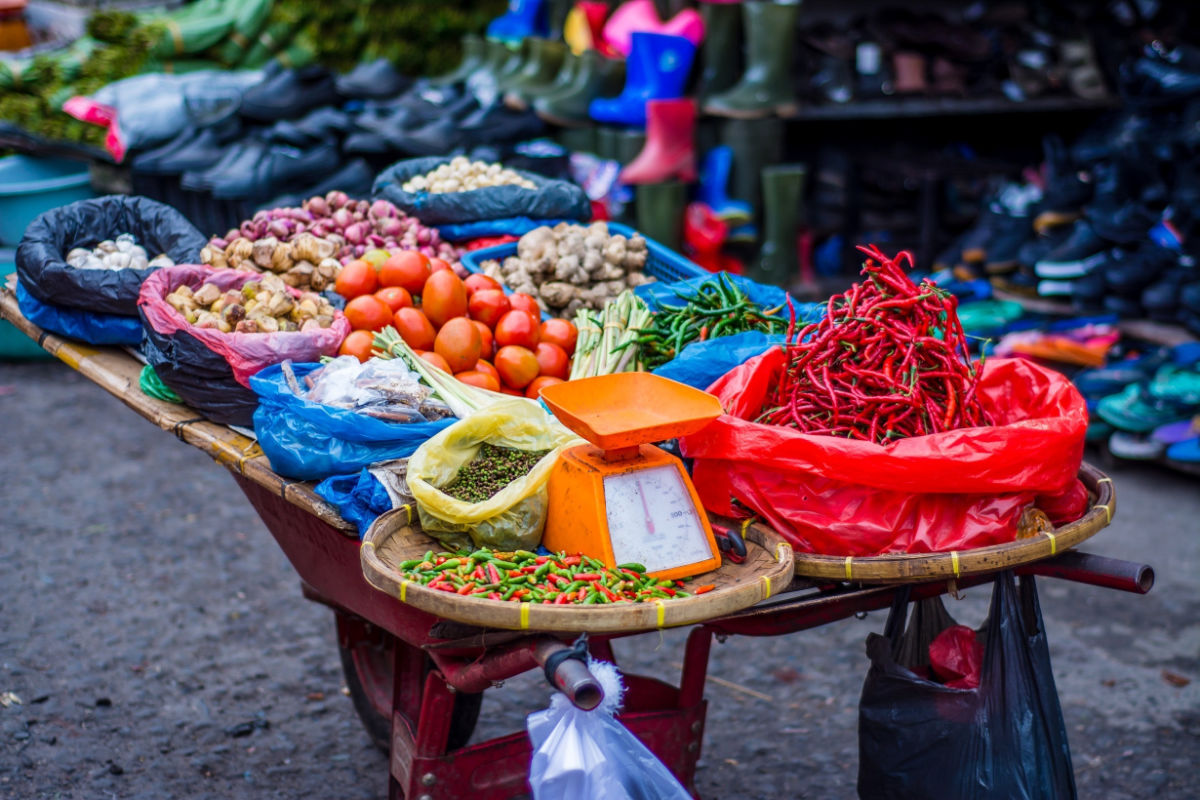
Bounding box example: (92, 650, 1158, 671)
(635, 274, 788, 369)
(757, 244, 992, 443)
(569, 291, 652, 379)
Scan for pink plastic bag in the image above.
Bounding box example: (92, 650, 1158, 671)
(679, 349, 1089, 556)
(137, 265, 349, 387)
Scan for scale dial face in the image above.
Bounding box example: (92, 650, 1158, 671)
(602, 464, 713, 574)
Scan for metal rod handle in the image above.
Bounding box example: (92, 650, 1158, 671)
(534, 639, 604, 711)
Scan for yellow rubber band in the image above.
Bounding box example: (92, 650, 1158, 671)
(1096, 477, 1113, 485)
(656, 600, 666, 628)
(844, 556, 853, 581)
(760, 575, 771, 597)
(166, 20, 185, 55)
(400, 580, 407, 603)
(1045, 531, 1057, 555)
(520, 603, 530, 629)
(774, 543, 787, 563)
(1102, 504, 1112, 524)
(951, 550, 961, 578)
(229, 31, 249, 49)
(740, 517, 754, 536)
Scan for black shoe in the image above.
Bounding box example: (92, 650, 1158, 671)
(1071, 269, 1108, 311)
(1016, 223, 1073, 269)
(1103, 294, 1143, 317)
(1103, 243, 1175, 296)
(335, 58, 410, 100)
(258, 158, 377, 210)
(1033, 135, 1091, 232)
(210, 141, 341, 200)
(269, 107, 352, 146)
(1120, 41, 1200, 100)
(240, 65, 340, 122)
(181, 138, 270, 192)
(1142, 269, 1189, 313)
(1034, 219, 1109, 277)
(459, 104, 545, 142)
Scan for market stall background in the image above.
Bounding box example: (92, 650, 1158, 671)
(0, 361, 1195, 797)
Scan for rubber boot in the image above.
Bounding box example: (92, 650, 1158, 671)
(752, 164, 807, 287)
(620, 99, 696, 184)
(602, 0, 704, 57)
(589, 32, 697, 126)
(695, 2, 742, 102)
(488, 0, 549, 43)
(493, 39, 536, 92)
(546, 0, 574, 39)
(503, 38, 568, 101)
(699, 145, 752, 225)
(468, 38, 517, 88)
(429, 34, 487, 87)
(564, 1, 609, 54)
(613, 128, 647, 165)
(555, 125, 598, 154)
(536, 50, 626, 126)
(635, 181, 688, 250)
(508, 51, 577, 109)
(721, 117, 783, 218)
(704, 1, 799, 119)
(684, 202, 729, 271)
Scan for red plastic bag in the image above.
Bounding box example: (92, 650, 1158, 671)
(679, 348, 1088, 556)
(138, 265, 350, 387)
(929, 625, 984, 689)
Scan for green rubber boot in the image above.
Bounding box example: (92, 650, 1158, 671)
(721, 117, 784, 218)
(429, 34, 487, 86)
(695, 3, 743, 102)
(534, 50, 626, 127)
(555, 125, 598, 155)
(704, 1, 800, 119)
(508, 50, 578, 108)
(491, 39, 531, 90)
(503, 38, 567, 96)
(467, 38, 516, 88)
(635, 181, 688, 251)
(752, 164, 807, 287)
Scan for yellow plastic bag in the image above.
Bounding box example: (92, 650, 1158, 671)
(407, 399, 582, 551)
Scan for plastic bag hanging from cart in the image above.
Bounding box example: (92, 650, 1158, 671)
(857, 571, 1077, 800)
(527, 659, 692, 800)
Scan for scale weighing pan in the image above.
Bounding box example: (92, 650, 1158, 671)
(540, 373, 724, 451)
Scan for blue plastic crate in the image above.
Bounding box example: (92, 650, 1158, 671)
(460, 221, 708, 287)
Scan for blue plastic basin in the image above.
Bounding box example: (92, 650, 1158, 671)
(1, 249, 51, 360)
(0, 155, 94, 246)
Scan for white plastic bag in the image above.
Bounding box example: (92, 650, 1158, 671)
(526, 660, 692, 800)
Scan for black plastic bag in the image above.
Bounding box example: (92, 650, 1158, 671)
(140, 321, 259, 428)
(17, 195, 207, 316)
(372, 156, 590, 226)
(858, 572, 1077, 800)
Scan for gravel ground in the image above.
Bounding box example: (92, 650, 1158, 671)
(2, 359, 1198, 799)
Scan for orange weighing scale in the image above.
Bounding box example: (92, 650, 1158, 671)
(540, 372, 725, 581)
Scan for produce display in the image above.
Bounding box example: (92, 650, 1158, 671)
(202, 193, 459, 279)
(165, 273, 337, 333)
(202, 230, 342, 292)
(442, 443, 550, 503)
(757, 245, 991, 443)
(401, 157, 538, 193)
(66, 234, 176, 272)
(569, 291, 652, 380)
(297, 356, 453, 422)
(636, 275, 788, 369)
(480, 223, 655, 316)
(389, 548, 702, 604)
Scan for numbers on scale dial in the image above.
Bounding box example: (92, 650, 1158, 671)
(602, 464, 713, 573)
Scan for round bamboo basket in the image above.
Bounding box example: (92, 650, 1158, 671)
(361, 506, 795, 633)
(785, 463, 1115, 584)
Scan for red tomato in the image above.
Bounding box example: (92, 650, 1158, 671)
(418, 350, 451, 372)
(378, 251, 430, 294)
(464, 273, 502, 296)
(472, 320, 494, 360)
(468, 289, 511, 329)
(344, 295, 394, 331)
(374, 286, 413, 313)
(508, 292, 541, 316)
(494, 345, 539, 389)
(429, 258, 453, 275)
(473, 358, 499, 383)
(500, 386, 525, 397)
(433, 317, 482, 373)
(338, 330, 375, 363)
(392, 307, 436, 350)
(533, 342, 569, 379)
(493, 310, 540, 349)
(525, 375, 564, 398)
(334, 259, 377, 299)
(421, 270, 468, 328)
(539, 318, 578, 356)
(455, 370, 500, 392)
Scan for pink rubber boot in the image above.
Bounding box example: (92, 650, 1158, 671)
(602, 0, 704, 57)
(619, 98, 697, 185)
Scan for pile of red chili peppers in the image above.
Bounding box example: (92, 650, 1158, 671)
(396, 548, 705, 604)
(758, 244, 991, 443)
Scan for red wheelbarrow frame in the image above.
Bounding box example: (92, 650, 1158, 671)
(234, 474, 1153, 800)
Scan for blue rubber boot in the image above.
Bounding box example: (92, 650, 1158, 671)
(589, 32, 696, 127)
(699, 146, 753, 226)
(487, 0, 549, 43)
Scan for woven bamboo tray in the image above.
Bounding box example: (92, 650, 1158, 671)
(361, 506, 795, 633)
(783, 462, 1115, 584)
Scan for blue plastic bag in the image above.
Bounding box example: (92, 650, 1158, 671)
(437, 218, 571, 242)
(652, 331, 787, 391)
(15, 281, 143, 346)
(314, 469, 393, 539)
(250, 362, 456, 481)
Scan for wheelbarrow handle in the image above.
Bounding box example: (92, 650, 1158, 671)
(1019, 550, 1154, 594)
(534, 638, 604, 711)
